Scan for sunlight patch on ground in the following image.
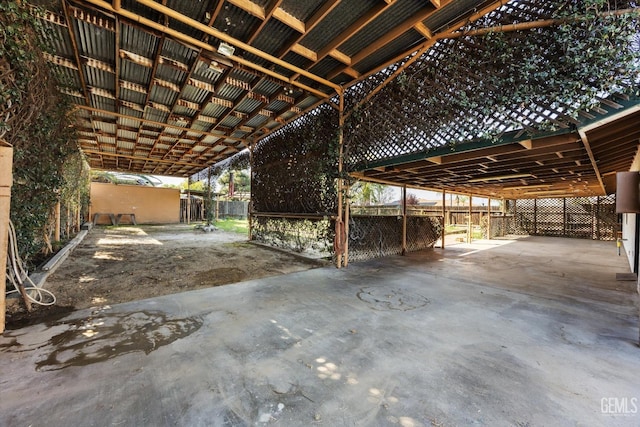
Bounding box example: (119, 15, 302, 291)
(456, 238, 519, 257)
(93, 251, 124, 261)
(96, 235, 162, 246)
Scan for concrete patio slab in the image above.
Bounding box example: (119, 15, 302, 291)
(1, 236, 639, 426)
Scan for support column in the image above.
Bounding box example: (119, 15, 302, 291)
(441, 190, 446, 249)
(344, 182, 351, 267)
(534, 198, 538, 235)
(0, 145, 14, 334)
(186, 176, 191, 225)
(335, 91, 346, 268)
(248, 142, 254, 241)
(468, 194, 473, 243)
(487, 197, 492, 240)
(207, 166, 212, 225)
(401, 185, 407, 255)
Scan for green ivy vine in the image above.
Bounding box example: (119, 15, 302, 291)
(1, 0, 89, 265)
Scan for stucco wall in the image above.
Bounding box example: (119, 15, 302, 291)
(90, 182, 180, 224)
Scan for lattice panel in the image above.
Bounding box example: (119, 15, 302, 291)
(406, 216, 443, 253)
(343, 1, 639, 170)
(348, 215, 442, 262)
(348, 216, 403, 262)
(190, 150, 250, 184)
(251, 217, 333, 256)
(252, 104, 339, 214)
(500, 195, 617, 240)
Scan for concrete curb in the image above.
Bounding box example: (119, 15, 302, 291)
(30, 228, 90, 288)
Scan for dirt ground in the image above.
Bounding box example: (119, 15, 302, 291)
(6, 224, 326, 328)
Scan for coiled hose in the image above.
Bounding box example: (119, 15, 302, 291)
(6, 220, 56, 310)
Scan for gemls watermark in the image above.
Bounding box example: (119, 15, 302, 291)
(601, 397, 638, 416)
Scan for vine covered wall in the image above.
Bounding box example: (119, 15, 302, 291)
(1, 0, 88, 265)
(252, 104, 340, 215)
(250, 104, 339, 255)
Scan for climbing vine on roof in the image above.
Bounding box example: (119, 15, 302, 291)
(344, 0, 640, 169)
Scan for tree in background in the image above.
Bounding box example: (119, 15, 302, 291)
(406, 193, 420, 205)
(217, 170, 250, 199)
(350, 181, 395, 205)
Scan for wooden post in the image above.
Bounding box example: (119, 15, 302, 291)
(467, 194, 472, 243)
(534, 198, 537, 235)
(336, 91, 345, 268)
(441, 191, 446, 249)
(487, 197, 492, 240)
(596, 196, 601, 240)
(0, 145, 13, 334)
(76, 193, 81, 231)
(54, 201, 61, 242)
(344, 182, 350, 266)
(401, 185, 407, 255)
(248, 142, 254, 241)
(563, 197, 567, 236)
(186, 176, 191, 225)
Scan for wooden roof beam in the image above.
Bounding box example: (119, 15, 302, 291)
(276, 0, 341, 59)
(578, 129, 607, 195)
(327, 4, 440, 80)
(84, 0, 336, 98)
(247, 0, 284, 44)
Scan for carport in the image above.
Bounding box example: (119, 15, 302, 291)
(1, 0, 640, 423)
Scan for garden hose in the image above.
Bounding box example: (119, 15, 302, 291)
(5, 220, 57, 309)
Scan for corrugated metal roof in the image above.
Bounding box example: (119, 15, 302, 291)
(90, 95, 116, 112)
(161, 38, 198, 65)
(84, 66, 115, 91)
(253, 79, 282, 98)
(149, 85, 179, 106)
(424, 0, 487, 33)
(302, 0, 374, 52)
(354, 31, 423, 74)
(340, 0, 425, 57)
(218, 83, 245, 101)
(42, 20, 74, 58)
(74, 19, 115, 65)
(121, 60, 152, 85)
(280, 0, 326, 21)
(120, 24, 158, 58)
(181, 85, 209, 104)
(120, 88, 146, 105)
(220, 115, 241, 128)
(156, 64, 187, 85)
(235, 98, 262, 114)
(143, 107, 169, 123)
(213, 3, 261, 42)
(40, 0, 537, 176)
(245, 115, 268, 129)
(252, 19, 298, 57)
(202, 103, 228, 117)
(117, 129, 138, 140)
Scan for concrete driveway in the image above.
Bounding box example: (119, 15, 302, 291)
(1, 236, 639, 426)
